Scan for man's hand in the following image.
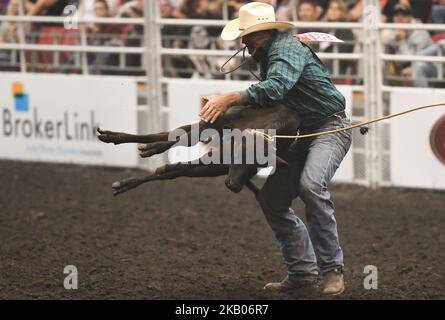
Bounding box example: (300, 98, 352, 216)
(199, 92, 241, 123)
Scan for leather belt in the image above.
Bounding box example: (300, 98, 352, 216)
(300, 111, 348, 133)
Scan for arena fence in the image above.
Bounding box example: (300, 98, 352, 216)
(0, 0, 444, 190)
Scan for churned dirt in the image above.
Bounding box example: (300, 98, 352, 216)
(0, 160, 443, 299)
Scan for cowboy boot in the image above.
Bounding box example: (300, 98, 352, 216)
(322, 268, 345, 295)
(263, 275, 318, 291)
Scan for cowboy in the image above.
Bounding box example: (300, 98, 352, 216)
(199, 2, 352, 295)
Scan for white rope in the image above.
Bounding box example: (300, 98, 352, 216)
(250, 103, 445, 142)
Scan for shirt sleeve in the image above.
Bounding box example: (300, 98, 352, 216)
(241, 43, 307, 106)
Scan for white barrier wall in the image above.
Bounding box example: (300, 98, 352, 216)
(390, 90, 445, 189)
(167, 79, 354, 182)
(0, 74, 138, 167)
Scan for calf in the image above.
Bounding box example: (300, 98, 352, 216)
(97, 104, 301, 197)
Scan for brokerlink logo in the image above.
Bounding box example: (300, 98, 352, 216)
(2, 82, 99, 141)
(13, 82, 29, 112)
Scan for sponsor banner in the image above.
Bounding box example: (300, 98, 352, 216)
(390, 90, 445, 189)
(167, 79, 354, 182)
(0, 74, 138, 167)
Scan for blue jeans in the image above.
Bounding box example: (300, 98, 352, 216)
(258, 114, 352, 279)
(413, 39, 445, 87)
(432, 5, 445, 26)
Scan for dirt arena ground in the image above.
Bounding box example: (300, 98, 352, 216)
(0, 160, 443, 300)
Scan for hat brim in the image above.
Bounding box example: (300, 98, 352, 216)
(221, 18, 294, 41)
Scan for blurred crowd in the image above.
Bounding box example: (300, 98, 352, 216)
(0, 0, 445, 86)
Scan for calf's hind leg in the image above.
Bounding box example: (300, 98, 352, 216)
(112, 162, 230, 196)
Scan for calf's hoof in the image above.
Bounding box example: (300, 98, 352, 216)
(225, 177, 243, 193)
(138, 144, 160, 158)
(111, 178, 142, 196)
(97, 128, 124, 145)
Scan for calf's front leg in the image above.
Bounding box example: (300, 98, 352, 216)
(97, 122, 208, 145)
(97, 128, 170, 145)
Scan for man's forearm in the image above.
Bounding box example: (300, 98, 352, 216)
(224, 91, 243, 107)
(239, 91, 251, 105)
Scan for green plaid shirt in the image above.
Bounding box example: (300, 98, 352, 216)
(240, 31, 345, 125)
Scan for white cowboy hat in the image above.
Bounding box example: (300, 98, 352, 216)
(221, 2, 294, 41)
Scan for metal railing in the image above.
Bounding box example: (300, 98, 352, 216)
(1, 0, 445, 185)
(1, 3, 444, 76)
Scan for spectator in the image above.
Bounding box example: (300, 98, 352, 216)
(81, 0, 120, 18)
(275, 0, 322, 21)
(160, 0, 195, 77)
(314, 0, 330, 19)
(174, 1, 221, 41)
(207, 0, 223, 19)
(227, 0, 250, 19)
(320, 0, 355, 76)
(348, 0, 387, 22)
(87, 0, 124, 73)
(257, 0, 277, 6)
(160, 0, 180, 44)
(116, 0, 142, 17)
(343, 0, 356, 8)
(275, 0, 293, 21)
(382, 0, 409, 23)
(226, 0, 276, 18)
(296, 0, 320, 50)
(432, 0, 445, 28)
(298, 0, 320, 23)
(85, 0, 124, 17)
(160, 0, 182, 49)
(0, 0, 20, 64)
(175, 0, 210, 19)
(383, 4, 433, 54)
(348, 0, 363, 21)
(25, 0, 70, 16)
(410, 0, 433, 23)
(106, 0, 122, 15)
(173, 0, 223, 78)
(0, 0, 9, 14)
(381, 4, 433, 82)
(382, 0, 433, 23)
(412, 39, 445, 87)
(88, 0, 122, 44)
(23, 0, 71, 43)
